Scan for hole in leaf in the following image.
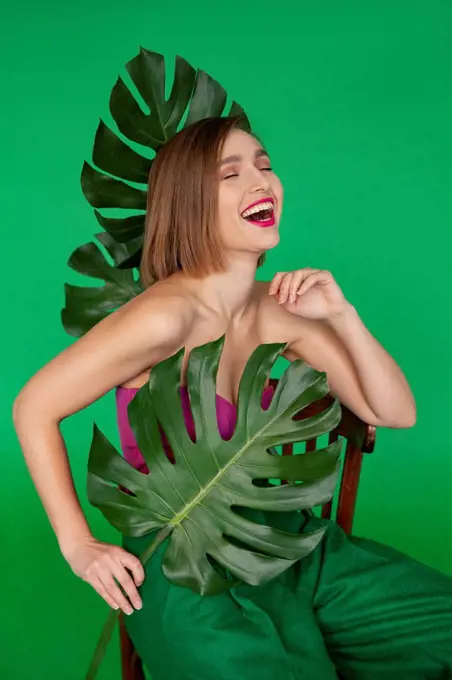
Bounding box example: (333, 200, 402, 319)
(157, 421, 177, 465)
(118, 484, 137, 497)
(222, 532, 276, 559)
(251, 477, 277, 488)
(177, 385, 197, 443)
(205, 552, 230, 581)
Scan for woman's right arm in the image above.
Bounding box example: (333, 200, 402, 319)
(12, 291, 191, 614)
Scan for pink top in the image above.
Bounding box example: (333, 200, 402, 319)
(115, 384, 275, 474)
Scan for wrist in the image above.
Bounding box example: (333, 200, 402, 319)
(58, 527, 94, 558)
(326, 302, 358, 330)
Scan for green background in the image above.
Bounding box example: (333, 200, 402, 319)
(3, 1, 452, 678)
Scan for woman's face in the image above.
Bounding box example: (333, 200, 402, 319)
(217, 128, 283, 260)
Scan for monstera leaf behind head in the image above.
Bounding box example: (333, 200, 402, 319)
(62, 47, 251, 338)
(87, 338, 342, 596)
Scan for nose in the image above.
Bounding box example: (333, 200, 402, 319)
(248, 165, 271, 193)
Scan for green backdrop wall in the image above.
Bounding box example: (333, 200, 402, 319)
(2, 1, 452, 678)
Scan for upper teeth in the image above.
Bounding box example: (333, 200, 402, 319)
(241, 201, 274, 218)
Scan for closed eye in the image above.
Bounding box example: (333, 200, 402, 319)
(222, 166, 273, 180)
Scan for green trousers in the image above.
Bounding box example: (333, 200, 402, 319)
(123, 512, 452, 679)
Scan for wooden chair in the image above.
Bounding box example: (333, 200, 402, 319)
(119, 385, 377, 680)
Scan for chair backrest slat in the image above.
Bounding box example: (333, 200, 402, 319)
(305, 438, 317, 452)
(282, 443, 293, 456)
(268, 378, 376, 535)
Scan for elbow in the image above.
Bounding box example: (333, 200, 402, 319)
(12, 395, 30, 430)
(402, 408, 417, 428)
(394, 413, 416, 429)
(12, 395, 24, 425)
(398, 398, 417, 428)
(405, 404, 417, 428)
(13, 390, 64, 429)
(12, 391, 40, 427)
(378, 406, 417, 429)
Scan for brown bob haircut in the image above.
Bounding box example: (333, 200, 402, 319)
(139, 115, 265, 287)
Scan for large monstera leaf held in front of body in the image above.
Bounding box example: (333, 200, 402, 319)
(87, 338, 342, 596)
(62, 48, 251, 338)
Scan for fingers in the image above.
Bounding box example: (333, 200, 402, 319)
(120, 550, 145, 588)
(278, 272, 294, 304)
(110, 559, 143, 611)
(288, 270, 319, 303)
(270, 269, 320, 304)
(91, 576, 120, 611)
(98, 569, 137, 615)
(268, 271, 286, 296)
(68, 538, 147, 615)
(83, 547, 145, 615)
(296, 271, 332, 298)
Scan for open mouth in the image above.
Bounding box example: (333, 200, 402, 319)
(240, 199, 275, 228)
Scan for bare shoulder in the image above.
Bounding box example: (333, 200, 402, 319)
(13, 280, 197, 422)
(118, 279, 195, 337)
(254, 280, 314, 348)
(254, 279, 353, 369)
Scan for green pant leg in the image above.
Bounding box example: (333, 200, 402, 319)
(122, 532, 315, 680)
(300, 516, 452, 679)
(123, 525, 339, 680)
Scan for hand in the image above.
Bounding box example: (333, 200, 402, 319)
(269, 268, 349, 321)
(62, 535, 145, 615)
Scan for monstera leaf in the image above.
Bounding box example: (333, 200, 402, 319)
(85, 337, 342, 679)
(88, 337, 342, 595)
(62, 47, 251, 338)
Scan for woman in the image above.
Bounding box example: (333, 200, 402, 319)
(13, 116, 452, 679)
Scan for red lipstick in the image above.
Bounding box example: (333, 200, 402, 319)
(241, 197, 275, 228)
(245, 214, 275, 228)
(242, 197, 274, 213)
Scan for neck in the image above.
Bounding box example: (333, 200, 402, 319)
(183, 258, 260, 326)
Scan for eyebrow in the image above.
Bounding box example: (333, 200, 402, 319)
(219, 148, 270, 166)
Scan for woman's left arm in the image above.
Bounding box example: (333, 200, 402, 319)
(270, 269, 416, 429)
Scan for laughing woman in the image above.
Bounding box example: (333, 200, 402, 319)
(13, 116, 452, 679)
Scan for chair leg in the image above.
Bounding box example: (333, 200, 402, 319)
(119, 614, 145, 680)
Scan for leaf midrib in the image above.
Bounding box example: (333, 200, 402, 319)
(169, 400, 295, 527)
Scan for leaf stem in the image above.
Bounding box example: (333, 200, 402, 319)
(84, 525, 173, 680)
(139, 524, 173, 565)
(85, 608, 119, 680)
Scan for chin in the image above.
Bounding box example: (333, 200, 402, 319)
(259, 228, 280, 250)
